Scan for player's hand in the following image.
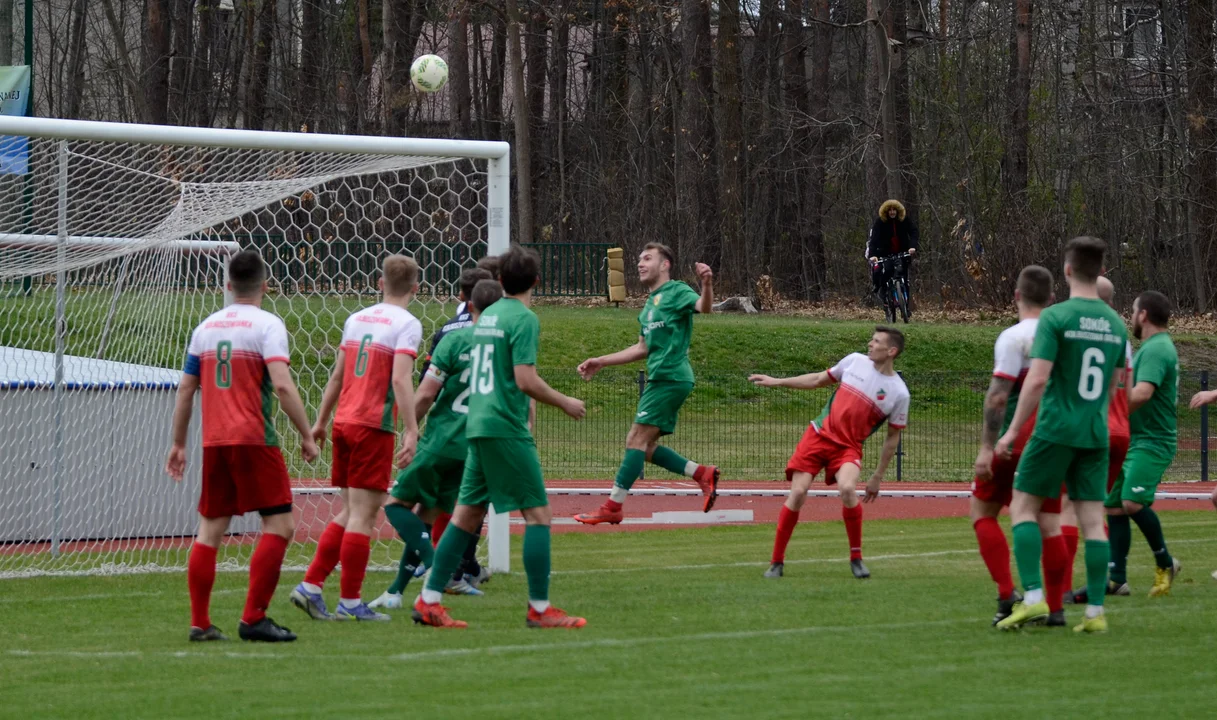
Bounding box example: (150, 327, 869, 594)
(577, 357, 603, 381)
(695, 262, 714, 283)
(561, 396, 586, 420)
(748, 374, 780, 388)
(1190, 389, 1217, 409)
(869, 256, 879, 263)
(863, 474, 882, 503)
(1211, 486, 1217, 511)
(311, 423, 328, 451)
(995, 432, 1015, 460)
(165, 445, 187, 482)
(396, 430, 419, 468)
(300, 438, 320, 463)
(973, 446, 994, 480)
(908, 248, 917, 257)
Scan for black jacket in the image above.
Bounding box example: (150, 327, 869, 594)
(867, 216, 919, 259)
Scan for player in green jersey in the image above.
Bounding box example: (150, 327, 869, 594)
(412, 245, 589, 629)
(366, 279, 504, 610)
(1105, 290, 1182, 597)
(573, 242, 720, 525)
(994, 236, 1128, 633)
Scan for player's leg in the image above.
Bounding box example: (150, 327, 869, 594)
(1065, 446, 1112, 632)
(334, 487, 389, 620)
(1059, 494, 1082, 602)
(1037, 499, 1068, 626)
(833, 462, 869, 578)
(296, 425, 353, 616)
(640, 381, 718, 511)
(574, 422, 658, 524)
(1104, 471, 1133, 595)
(970, 457, 1017, 619)
(766, 470, 815, 577)
(235, 446, 297, 642)
(1120, 448, 1179, 596)
(189, 447, 237, 642)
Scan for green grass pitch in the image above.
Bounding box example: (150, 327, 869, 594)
(4, 513, 1217, 718)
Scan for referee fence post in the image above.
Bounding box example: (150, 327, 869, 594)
(1201, 370, 1209, 483)
(638, 370, 647, 482)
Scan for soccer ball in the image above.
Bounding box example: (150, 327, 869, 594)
(410, 54, 449, 93)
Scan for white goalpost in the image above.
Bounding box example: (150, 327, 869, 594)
(0, 116, 512, 578)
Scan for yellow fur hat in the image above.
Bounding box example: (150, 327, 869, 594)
(878, 199, 906, 221)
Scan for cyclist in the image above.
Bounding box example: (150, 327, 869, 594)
(867, 199, 919, 304)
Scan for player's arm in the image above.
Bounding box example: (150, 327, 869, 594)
(311, 349, 345, 447)
(974, 375, 1014, 479)
(414, 373, 441, 423)
(865, 424, 903, 503)
(694, 262, 714, 314)
(996, 358, 1050, 458)
(1190, 389, 1217, 409)
(165, 372, 201, 481)
(529, 398, 537, 432)
(748, 370, 833, 391)
(266, 360, 319, 461)
(516, 365, 585, 419)
(1128, 381, 1156, 413)
(392, 353, 419, 467)
(578, 336, 647, 379)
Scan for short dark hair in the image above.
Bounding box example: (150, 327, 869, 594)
(1064, 236, 1106, 283)
(875, 325, 905, 357)
(228, 250, 267, 296)
(470, 279, 504, 312)
(497, 244, 540, 295)
(643, 242, 675, 270)
(1135, 290, 1171, 327)
(1017, 265, 1053, 307)
(459, 267, 494, 300)
(476, 255, 501, 278)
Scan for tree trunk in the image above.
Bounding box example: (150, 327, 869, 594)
(244, 0, 276, 130)
(448, 0, 472, 138)
(677, 0, 719, 267)
(865, 0, 896, 210)
(383, 0, 411, 135)
(804, 0, 833, 299)
(0, 0, 12, 65)
(526, 2, 548, 177)
(486, 14, 507, 140)
(546, 4, 569, 240)
(506, 0, 534, 242)
(355, 0, 374, 130)
(64, 0, 90, 119)
(891, 0, 917, 219)
(193, 0, 217, 127)
(298, 0, 321, 131)
(1001, 0, 1033, 203)
(1186, 0, 1215, 310)
(715, 0, 746, 293)
(141, 0, 172, 124)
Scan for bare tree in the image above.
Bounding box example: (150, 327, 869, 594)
(677, 0, 719, 266)
(1185, 0, 1216, 310)
(141, 0, 172, 124)
(715, 0, 746, 291)
(506, 0, 534, 242)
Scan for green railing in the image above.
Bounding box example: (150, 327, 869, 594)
(530, 243, 612, 297)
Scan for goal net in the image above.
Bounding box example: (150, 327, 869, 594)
(0, 117, 509, 578)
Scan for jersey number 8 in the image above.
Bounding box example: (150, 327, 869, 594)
(1078, 347, 1105, 401)
(215, 341, 233, 389)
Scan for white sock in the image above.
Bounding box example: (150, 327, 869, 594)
(339, 598, 361, 609)
(529, 599, 550, 613)
(420, 588, 443, 605)
(1023, 588, 1044, 606)
(684, 461, 698, 477)
(609, 485, 628, 504)
(301, 582, 322, 595)
(1085, 604, 1104, 619)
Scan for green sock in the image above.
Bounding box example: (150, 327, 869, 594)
(424, 525, 477, 596)
(1085, 539, 1110, 607)
(650, 446, 693, 476)
(1011, 521, 1043, 592)
(614, 449, 646, 491)
(1107, 513, 1131, 584)
(1129, 506, 1173, 569)
(523, 524, 552, 603)
(383, 505, 434, 594)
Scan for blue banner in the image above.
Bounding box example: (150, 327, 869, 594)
(0, 65, 30, 175)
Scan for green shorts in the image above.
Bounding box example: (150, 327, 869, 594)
(1105, 444, 1174, 508)
(457, 437, 547, 513)
(635, 380, 694, 436)
(1014, 436, 1109, 502)
(389, 448, 465, 514)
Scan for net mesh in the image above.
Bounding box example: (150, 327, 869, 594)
(0, 132, 493, 578)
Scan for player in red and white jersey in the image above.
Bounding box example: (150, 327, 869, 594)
(751, 327, 909, 580)
(292, 255, 423, 622)
(1065, 275, 1133, 602)
(970, 265, 1074, 626)
(166, 250, 318, 643)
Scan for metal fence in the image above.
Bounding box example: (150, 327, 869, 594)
(530, 368, 1213, 484)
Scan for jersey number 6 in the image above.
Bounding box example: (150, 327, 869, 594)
(1078, 347, 1105, 401)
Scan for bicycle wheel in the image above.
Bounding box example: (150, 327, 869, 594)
(897, 281, 911, 324)
(884, 285, 897, 323)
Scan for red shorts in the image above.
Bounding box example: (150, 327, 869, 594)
(972, 454, 1061, 513)
(200, 445, 293, 518)
(785, 425, 862, 485)
(332, 423, 395, 492)
(1108, 434, 1129, 493)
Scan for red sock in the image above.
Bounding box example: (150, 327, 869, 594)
(339, 532, 371, 601)
(1042, 533, 1068, 613)
(432, 513, 452, 548)
(243, 533, 289, 625)
(188, 542, 217, 630)
(842, 504, 863, 561)
(1061, 525, 1079, 592)
(771, 505, 799, 564)
(303, 521, 344, 586)
(972, 517, 1014, 598)
(605, 500, 623, 512)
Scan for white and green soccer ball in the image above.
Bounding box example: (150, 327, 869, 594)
(410, 54, 449, 93)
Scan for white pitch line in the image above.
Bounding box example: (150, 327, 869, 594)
(0, 588, 243, 606)
(554, 549, 975, 575)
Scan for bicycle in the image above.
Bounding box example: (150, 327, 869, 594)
(870, 251, 913, 324)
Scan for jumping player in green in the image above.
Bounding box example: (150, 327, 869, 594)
(573, 242, 719, 525)
(995, 237, 1128, 633)
(412, 245, 589, 629)
(367, 279, 504, 610)
(1105, 290, 1181, 597)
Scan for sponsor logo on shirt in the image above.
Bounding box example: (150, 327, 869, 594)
(204, 320, 253, 329)
(355, 314, 393, 325)
(653, 293, 663, 306)
(877, 388, 887, 401)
